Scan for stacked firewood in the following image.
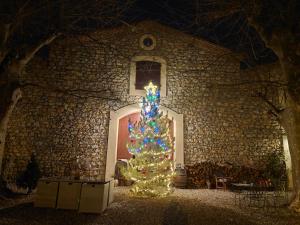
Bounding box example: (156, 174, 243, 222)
(185, 162, 215, 188)
(229, 166, 263, 183)
(185, 162, 265, 189)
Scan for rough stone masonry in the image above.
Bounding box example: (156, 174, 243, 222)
(2, 21, 283, 181)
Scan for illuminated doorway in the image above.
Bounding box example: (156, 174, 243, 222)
(105, 103, 183, 180)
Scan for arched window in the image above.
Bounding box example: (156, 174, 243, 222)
(130, 56, 167, 96)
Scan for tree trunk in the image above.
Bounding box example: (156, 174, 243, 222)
(0, 33, 58, 175)
(279, 36, 300, 211)
(282, 100, 300, 212)
(252, 26, 300, 211)
(0, 87, 22, 174)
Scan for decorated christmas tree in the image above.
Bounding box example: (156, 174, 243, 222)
(122, 82, 175, 197)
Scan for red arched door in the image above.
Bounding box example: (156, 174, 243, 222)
(117, 112, 174, 160)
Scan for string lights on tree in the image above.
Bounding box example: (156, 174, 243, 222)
(122, 82, 175, 197)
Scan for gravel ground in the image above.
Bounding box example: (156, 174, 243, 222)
(0, 187, 299, 225)
(0, 194, 34, 210)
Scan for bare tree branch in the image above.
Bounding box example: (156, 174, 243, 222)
(255, 90, 285, 116)
(207, 80, 287, 88)
(0, 23, 11, 65)
(8, 33, 60, 74)
(21, 82, 120, 101)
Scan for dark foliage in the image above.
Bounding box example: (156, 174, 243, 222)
(0, 175, 6, 192)
(263, 151, 287, 185)
(16, 154, 40, 193)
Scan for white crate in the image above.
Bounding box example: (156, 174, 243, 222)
(108, 179, 114, 205)
(34, 181, 59, 208)
(57, 182, 82, 210)
(78, 182, 109, 213)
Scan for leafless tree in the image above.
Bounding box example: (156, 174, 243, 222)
(190, 0, 300, 211)
(0, 0, 133, 176)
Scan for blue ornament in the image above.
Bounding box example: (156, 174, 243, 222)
(154, 127, 160, 134)
(157, 138, 162, 145)
(128, 123, 133, 132)
(149, 111, 154, 117)
(140, 126, 145, 133)
(143, 138, 149, 144)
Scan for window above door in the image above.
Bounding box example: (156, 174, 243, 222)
(129, 56, 167, 97)
(135, 61, 161, 90)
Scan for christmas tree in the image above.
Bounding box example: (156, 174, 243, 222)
(122, 82, 175, 197)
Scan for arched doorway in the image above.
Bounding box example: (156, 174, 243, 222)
(105, 103, 184, 180)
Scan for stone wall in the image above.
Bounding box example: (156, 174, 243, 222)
(2, 21, 283, 181)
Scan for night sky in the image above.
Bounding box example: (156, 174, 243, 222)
(123, 0, 278, 69)
(0, 0, 280, 70)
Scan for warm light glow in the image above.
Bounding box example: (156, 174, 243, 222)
(144, 81, 157, 93)
(121, 81, 175, 197)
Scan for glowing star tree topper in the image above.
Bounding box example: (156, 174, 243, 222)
(122, 81, 175, 197)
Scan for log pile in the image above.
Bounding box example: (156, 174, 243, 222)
(185, 162, 265, 189)
(185, 162, 215, 188)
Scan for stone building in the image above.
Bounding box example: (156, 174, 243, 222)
(2, 21, 283, 181)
